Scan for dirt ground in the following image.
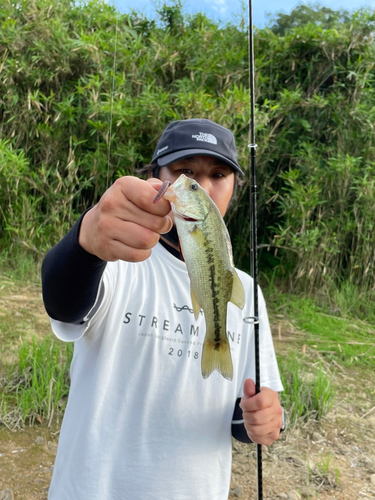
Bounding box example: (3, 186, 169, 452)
(0, 280, 375, 499)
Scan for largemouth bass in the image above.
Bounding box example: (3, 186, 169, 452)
(158, 174, 245, 381)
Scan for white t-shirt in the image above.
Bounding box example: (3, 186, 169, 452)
(48, 243, 283, 500)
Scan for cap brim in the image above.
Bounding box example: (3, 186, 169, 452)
(157, 149, 244, 176)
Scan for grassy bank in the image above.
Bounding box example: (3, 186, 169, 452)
(1, 272, 373, 430)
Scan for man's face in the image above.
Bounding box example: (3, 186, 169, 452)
(157, 155, 235, 218)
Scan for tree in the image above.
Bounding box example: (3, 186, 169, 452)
(270, 4, 352, 35)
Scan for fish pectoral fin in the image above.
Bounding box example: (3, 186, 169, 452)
(188, 224, 199, 233)
(230, 270, 246, 310)
(190, 286, 201, 321)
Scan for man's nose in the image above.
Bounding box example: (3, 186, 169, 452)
(197, 177, 211, 194)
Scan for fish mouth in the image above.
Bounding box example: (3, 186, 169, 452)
(172, 207, 201, 223)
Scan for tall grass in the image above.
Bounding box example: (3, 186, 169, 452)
(0, 336, 73, 428)
(278, 354, 335, 427)
(264, 274, 375, 368)
(0, 334, 336, 430)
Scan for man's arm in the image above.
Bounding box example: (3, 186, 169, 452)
(42, 177, 172, 323)
(41, 211, 107, 323)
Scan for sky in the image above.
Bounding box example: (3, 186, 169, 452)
(111, 0, 375, 27)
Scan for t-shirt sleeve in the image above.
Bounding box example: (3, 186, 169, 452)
(49, 265, 117, 342)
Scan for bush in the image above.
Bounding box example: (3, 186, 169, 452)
(1, 1, 374, 294)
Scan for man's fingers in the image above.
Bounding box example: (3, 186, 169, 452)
(244, 411, 282, 444)
(244, 419, 277, 436)
(242, 378, 256, 401)
(102, 239, 153, 263)
(104, 219, 169, 251)
(103, 217, 172, 262)
(160, 216, 173, 234)
(245, 424, 281, 446)
(242, 405, 280, 427)
(99, 177, 170, 219)
(127, 177, 171, 216)
(240, 388, 275, 412)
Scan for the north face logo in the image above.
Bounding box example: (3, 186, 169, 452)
(192, 132, 217, 145)
(157, 145, 169, 156)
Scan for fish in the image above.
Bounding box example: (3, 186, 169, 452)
(155, 174, 245, 381)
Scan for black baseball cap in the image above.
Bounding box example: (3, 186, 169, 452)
(151, 119, 244, 176)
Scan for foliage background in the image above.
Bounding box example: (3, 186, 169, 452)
(1, 0, 375, 299)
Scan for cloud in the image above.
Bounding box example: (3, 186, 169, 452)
(205, 0, 228, 15)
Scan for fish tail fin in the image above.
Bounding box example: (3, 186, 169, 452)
(201, 336, 233, 381)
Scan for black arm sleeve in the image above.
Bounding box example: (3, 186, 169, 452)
(231, 398, 253, 443)
(41, 210, 107, 324)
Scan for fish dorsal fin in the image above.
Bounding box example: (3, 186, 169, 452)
(190, 286, 201, 321)
(230, 270, 245, 310)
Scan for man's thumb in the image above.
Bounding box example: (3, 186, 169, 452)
(242, 378, 256, 401)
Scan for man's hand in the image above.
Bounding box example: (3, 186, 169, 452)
(78, 177, 173, 262)
(239, 378, 283, 446)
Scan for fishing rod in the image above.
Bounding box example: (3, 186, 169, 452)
(244, 0, 263, 498)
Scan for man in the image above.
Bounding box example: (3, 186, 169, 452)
(42, 119, 283, 500)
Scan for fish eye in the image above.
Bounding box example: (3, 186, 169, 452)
(190, 183, 198, 191)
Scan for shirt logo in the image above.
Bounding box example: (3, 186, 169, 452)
(173, 303, 203, 315)
(192, 132, 217, 145)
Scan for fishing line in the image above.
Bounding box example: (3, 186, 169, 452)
(107, 9, 119, 189)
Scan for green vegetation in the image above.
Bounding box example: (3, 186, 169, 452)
(268, 291, 375, 368)
(0, 327, 335, 428)
(278, 355, 335, 426)
(309, 452, 340, 488)
(0, 336, 73, 428)
(1, 280, 372, 429)
(0, 0, 374, 297)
